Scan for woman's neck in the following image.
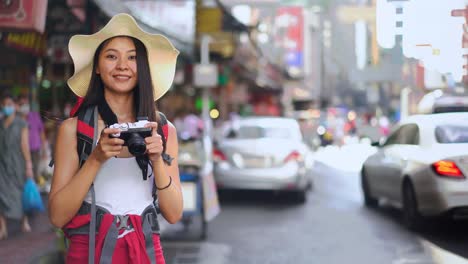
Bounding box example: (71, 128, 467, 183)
(104, 92, 135, 123)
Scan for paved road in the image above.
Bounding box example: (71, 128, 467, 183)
(161, 161, 431, 263)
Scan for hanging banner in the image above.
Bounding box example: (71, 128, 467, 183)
(276, 6, 304, 68)
(0, 0, 48, 33)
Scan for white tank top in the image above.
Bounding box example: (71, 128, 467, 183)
(84, 157, 154, 215)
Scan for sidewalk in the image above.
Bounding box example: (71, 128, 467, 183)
(0, 195, 182, 263)
(0, 203, 61, 263)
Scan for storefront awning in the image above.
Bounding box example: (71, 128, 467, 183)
(0, 0, 48, 33)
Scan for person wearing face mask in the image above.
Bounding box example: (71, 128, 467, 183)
(0, 93, 34, 239)
(18, 95, 47, 186)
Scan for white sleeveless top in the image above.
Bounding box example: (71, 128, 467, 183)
(84, 157, 154, 215)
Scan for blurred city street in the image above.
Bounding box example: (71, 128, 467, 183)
(2, 0, 468, 263)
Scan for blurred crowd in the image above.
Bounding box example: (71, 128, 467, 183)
(0, 93, 53, 238)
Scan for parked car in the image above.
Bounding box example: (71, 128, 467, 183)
(213, 117, 314, 203)
(418, 90, 468, 114)
(361, 113, 468, 229)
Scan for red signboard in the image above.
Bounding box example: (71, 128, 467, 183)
(276, 7, 304, 51)
(276, 6, 304, 68)
(0, 0, 48, 33)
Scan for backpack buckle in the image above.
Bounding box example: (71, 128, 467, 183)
(115, 215, 131, 230)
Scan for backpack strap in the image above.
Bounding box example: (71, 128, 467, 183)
(76, 106, 99, 264)
(76, 106, 97, 167)
(157, 112, 173, 165)
(152, 112, 173, 211)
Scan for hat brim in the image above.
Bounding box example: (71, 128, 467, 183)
(67, 13, 179, 101)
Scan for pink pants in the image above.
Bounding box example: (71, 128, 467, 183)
(66, 233, 166, 264)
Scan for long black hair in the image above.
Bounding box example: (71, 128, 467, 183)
(74, 36, 159, 179)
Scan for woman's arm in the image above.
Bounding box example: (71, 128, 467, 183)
(20, 127, 33, 178)
(152, 122, 183, 223)
(48, 117, 123, 228)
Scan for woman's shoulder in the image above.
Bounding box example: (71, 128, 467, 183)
(58, 117, 78, 135)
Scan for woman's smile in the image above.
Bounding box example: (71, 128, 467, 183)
(113, 74, 132, 81)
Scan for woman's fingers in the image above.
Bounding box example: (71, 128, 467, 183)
(145, 134, 162, 144)
(102, 127, 121, 137)
(146, 143, 163, 153)
(145, 122, 158, 137)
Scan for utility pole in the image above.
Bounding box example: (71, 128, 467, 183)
(193, 34, 221, 222)
(197, 35, 216, 165)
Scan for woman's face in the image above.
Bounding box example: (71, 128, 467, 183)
(96, 37, 138, 96)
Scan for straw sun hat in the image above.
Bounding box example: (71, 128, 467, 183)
(67, 13, 179, 101)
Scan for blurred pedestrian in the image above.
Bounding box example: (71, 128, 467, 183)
(0, 93, 34, 239)
(17, 95, 48, 185)
(173, 108, 204, 141)
(48, 13, 182, 263)
(181, 111, 204, 140)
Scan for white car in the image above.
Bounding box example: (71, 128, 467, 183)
(362, 113, 468, 229)
(213, 117, 314, 203)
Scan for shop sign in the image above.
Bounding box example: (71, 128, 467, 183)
(276, 6, 304, 68)
(196, 7, 222, 33)
(4, 32, 46, 56)
(194, 63, 218, 88)
(0, 0, 48, 33)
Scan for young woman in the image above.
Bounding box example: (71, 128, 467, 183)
(0, 93, 34, 239)
(48, 14, 183, 263)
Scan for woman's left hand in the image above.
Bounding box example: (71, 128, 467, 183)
(145, 122, 164, 162)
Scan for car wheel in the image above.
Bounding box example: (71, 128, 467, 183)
(402, 181, 423, 230)
(361, 170, 378, 208)
(306, 179, 314, 191)
(295, 190, 307, 204)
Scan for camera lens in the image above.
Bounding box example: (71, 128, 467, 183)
(127, 133, 147, 156)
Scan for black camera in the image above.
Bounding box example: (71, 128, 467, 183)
(109, 118, 152, 156)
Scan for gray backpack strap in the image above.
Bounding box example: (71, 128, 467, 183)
(88, 106, 99, 264)
(99, 217, 119, 263)
(89, 185, 96, 264)
(143, 214, 157, 264)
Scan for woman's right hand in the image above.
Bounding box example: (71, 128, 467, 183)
(90, 128, 125, 163)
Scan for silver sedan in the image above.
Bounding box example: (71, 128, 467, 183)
(213, 117, 314, 203)
(361, 113, 468, 229)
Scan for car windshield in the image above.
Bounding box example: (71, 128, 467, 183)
(435, 125, 468, 144)
(232, 125, 292, 139)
